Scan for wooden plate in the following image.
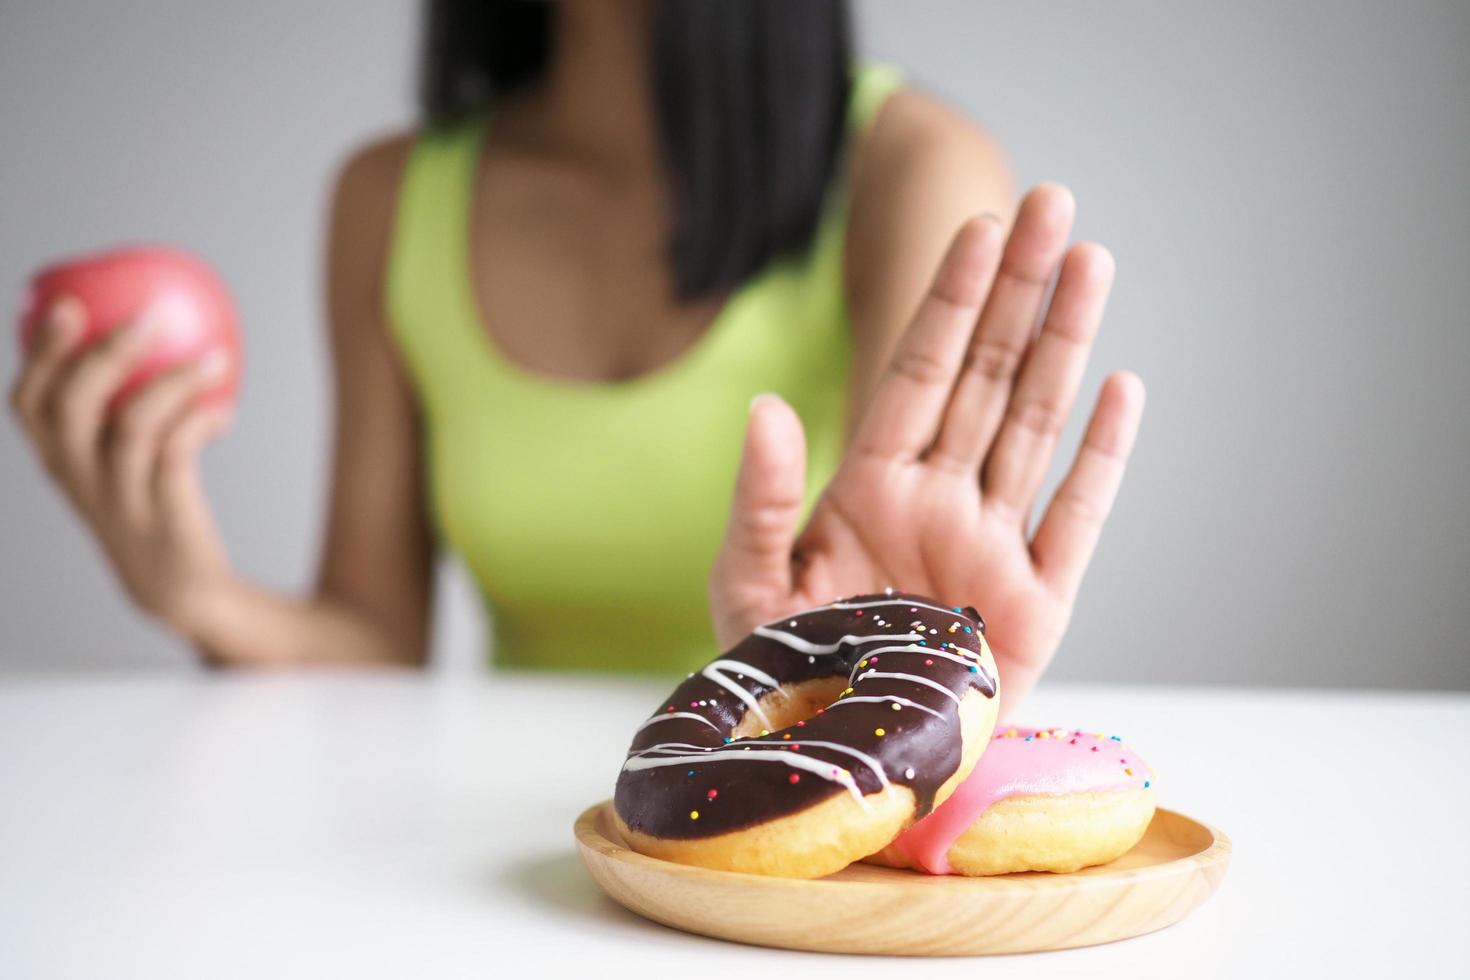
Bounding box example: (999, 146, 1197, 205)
(574, 801, 1230, 955)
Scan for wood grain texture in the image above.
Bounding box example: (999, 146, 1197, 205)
(574, 800, 1230, 955)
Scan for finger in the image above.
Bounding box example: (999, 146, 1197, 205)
(928, 184, 1075, 471)
(982, 241, 1116, 519)
(714, 393, 808, 600)
(154, 403, 233, 537)
(1031, 371, 1145, 598)
(108, 351, 231, 525)
(10, 297, 86, 435)
(852, 215, 1005, 462)
(49, 316, 158, 492)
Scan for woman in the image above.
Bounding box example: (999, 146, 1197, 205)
(9, 0, 1143, 713)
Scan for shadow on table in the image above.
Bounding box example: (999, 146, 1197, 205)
(495, 850, 685, 941)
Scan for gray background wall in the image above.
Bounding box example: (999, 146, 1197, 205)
(1, 1, 1466, 688)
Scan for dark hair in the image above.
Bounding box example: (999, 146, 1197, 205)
(421, 0, 853, 301)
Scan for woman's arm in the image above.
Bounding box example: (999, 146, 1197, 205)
(181, 136, 435, 667)
(844, 89, 1016, 430)
(9, 135, 434, 667)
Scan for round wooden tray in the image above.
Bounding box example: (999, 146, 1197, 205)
(574, 800, 1230, 955)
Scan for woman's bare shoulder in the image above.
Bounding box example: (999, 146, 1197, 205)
(845, 84, 1015, 304)
(841, 86, 1016, 396)
(850, 85, 1015, 238)
(331, 130, 418, 224)
(325, 131, 418, 339)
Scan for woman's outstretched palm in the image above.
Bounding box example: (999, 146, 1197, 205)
(710, 185, 1146, 716)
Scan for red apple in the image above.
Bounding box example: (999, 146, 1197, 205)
(18, 245, 242, 409)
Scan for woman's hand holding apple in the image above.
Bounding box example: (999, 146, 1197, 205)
(10, 248, 240, 635)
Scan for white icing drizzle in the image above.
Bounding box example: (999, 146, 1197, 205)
(631, 739, 891, 790)
(752, 626, 926, 656)
(628, 742, 718, 757)
(701, 659, 782, 731)
(781, 740, 892, 788)
(853, 669, 961, 703)
(829, 598, 962, 616)
(636, 712, 719, 734)
(622, 746, 870, 807)
(846, 644, 980, 684)
(823, 695, 944, 720)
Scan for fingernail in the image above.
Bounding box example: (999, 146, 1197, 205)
(130, 302, 175, 341)
(46, 296, 84, 336)
(199, 350, 230, 379)
(126, 316, 160, 343)
(749, 392, 781, 414)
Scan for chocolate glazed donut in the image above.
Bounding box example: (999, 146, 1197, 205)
(613, 592, 1000, 878)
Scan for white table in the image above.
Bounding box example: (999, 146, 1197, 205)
(1, 672, 1466, 978)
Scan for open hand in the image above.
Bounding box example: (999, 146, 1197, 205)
(710, 185, 1145, 715)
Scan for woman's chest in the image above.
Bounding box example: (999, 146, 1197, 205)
(426, 372, 762, 605)
(469, 167, 725, 384)
(417, 301, 853, 606)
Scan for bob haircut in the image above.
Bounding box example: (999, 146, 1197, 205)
(420, 0, 853, 301)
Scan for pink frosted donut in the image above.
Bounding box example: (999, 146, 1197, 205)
(869, 726, 1156, 876)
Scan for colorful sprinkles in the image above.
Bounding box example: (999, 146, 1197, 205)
(992, 726, 1151, 791)
(618, 591, 998, 836)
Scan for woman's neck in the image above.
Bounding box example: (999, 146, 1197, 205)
(534, 0, 658, 174)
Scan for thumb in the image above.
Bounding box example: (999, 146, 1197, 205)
(715, 393, 807, 602)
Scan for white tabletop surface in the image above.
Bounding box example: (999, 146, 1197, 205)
(1, 671, 1466, 978)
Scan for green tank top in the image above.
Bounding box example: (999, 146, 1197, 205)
(386, 65, 902, 674)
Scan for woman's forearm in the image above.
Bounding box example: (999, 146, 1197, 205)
(175, 575, 424, 668)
